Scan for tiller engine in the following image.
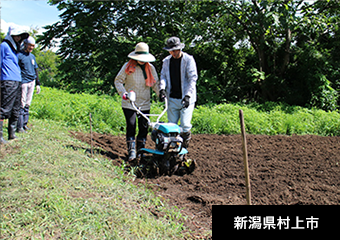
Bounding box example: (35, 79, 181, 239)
(128, 91, 196, 177)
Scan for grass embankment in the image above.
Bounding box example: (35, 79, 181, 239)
(0, 119, 185, 239)
(31, 87, 340, 136)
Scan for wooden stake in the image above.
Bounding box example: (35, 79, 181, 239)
(89, 113, 93, 158)
(239, 109, 252, 205)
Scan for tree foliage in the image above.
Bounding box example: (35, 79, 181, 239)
(38, 0, 340, 110)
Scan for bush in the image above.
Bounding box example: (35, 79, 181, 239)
(30, 87, 340, 136)
(30, 87, 125, 134)
(192, 102, 340, 136)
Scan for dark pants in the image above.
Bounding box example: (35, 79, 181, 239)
(0, 80, 22, 121)
(123, 108, 149, 141)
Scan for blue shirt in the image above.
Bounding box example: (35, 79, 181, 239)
(0, 41, 21, 81)
(18, 51, 38, 83)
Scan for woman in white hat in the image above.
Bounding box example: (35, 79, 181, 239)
(114, 42, 159, 161)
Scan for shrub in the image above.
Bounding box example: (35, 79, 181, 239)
(30, 87, 125, 134)
(31, 87, 340, 136)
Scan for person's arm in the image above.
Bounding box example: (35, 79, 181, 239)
(34, 55, 41, 93)
(0, 46, 3, 70)
(150, 64, 159, 96)
(0, 43, 6, 74)
(159, 57, 169, 92)
(114, 63, 128, 98)
(183, 55, 198, 98)
(35, 68, 41, 86)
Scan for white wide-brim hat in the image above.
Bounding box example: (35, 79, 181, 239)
(128, 42, 156, 62)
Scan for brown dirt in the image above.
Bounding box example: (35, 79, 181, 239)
(70, 132, 340, 237)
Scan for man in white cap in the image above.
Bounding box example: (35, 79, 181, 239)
(17, 36, 41, 133)
(0, 26, 29, 143)
(115, 42, 159, 161)
(159, 36, 198, 149)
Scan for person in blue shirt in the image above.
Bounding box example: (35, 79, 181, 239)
(0, 26, 29, 143)
(17, 36, 41, 133)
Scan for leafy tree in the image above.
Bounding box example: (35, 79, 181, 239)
(34, 49, 61, 88)
(218, 0, 305, 101)
(38, 0, 339, 110)
(286, 0, 340, 110)
(209, 0, 339, 109)
(38, 0, 188, 95)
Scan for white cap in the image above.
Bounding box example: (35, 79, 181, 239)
(25, 36, 36, 45)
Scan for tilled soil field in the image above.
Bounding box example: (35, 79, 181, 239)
(70, 132, 340, 237)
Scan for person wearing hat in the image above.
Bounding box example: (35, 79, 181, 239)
(159, 37, 198, 149)
(0, 26, 29, 143)
(114, 42, 159, 161)
(17, 36, 41, 133)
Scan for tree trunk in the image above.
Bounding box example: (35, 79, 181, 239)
(280, 28, 292, 75)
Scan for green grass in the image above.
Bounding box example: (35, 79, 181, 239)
(30, 87, 340, 136)
(0, 119, 185, 239)
(3, 87, 338, 238)
(30, 87, 125, 134)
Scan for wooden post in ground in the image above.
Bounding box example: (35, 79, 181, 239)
(89, 113, 93, 158)
(239, 109, 252, 205)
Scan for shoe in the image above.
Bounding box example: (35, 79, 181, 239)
(137, 138, 146, 158)
(127, 138, 136, 161)
(181, 131, 192, 149)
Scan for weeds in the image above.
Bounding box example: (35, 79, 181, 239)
(30, 87, 340, 136)
(0, 119, 185, 239)
(192, 102, 340, 136)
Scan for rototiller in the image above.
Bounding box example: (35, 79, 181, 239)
(128, 91, 196, 177)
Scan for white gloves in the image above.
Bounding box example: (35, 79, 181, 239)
(36, 85, 41, 94)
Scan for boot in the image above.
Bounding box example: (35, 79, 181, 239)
(23, 105, 30, 131)
(181, 131, 192, 149)
(17, 108, 26, 133)
(8, 117, 18, 140)
(127, 137, 136, 161)
(136, 138, 146, 158)
(0, 120, 8, 144)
